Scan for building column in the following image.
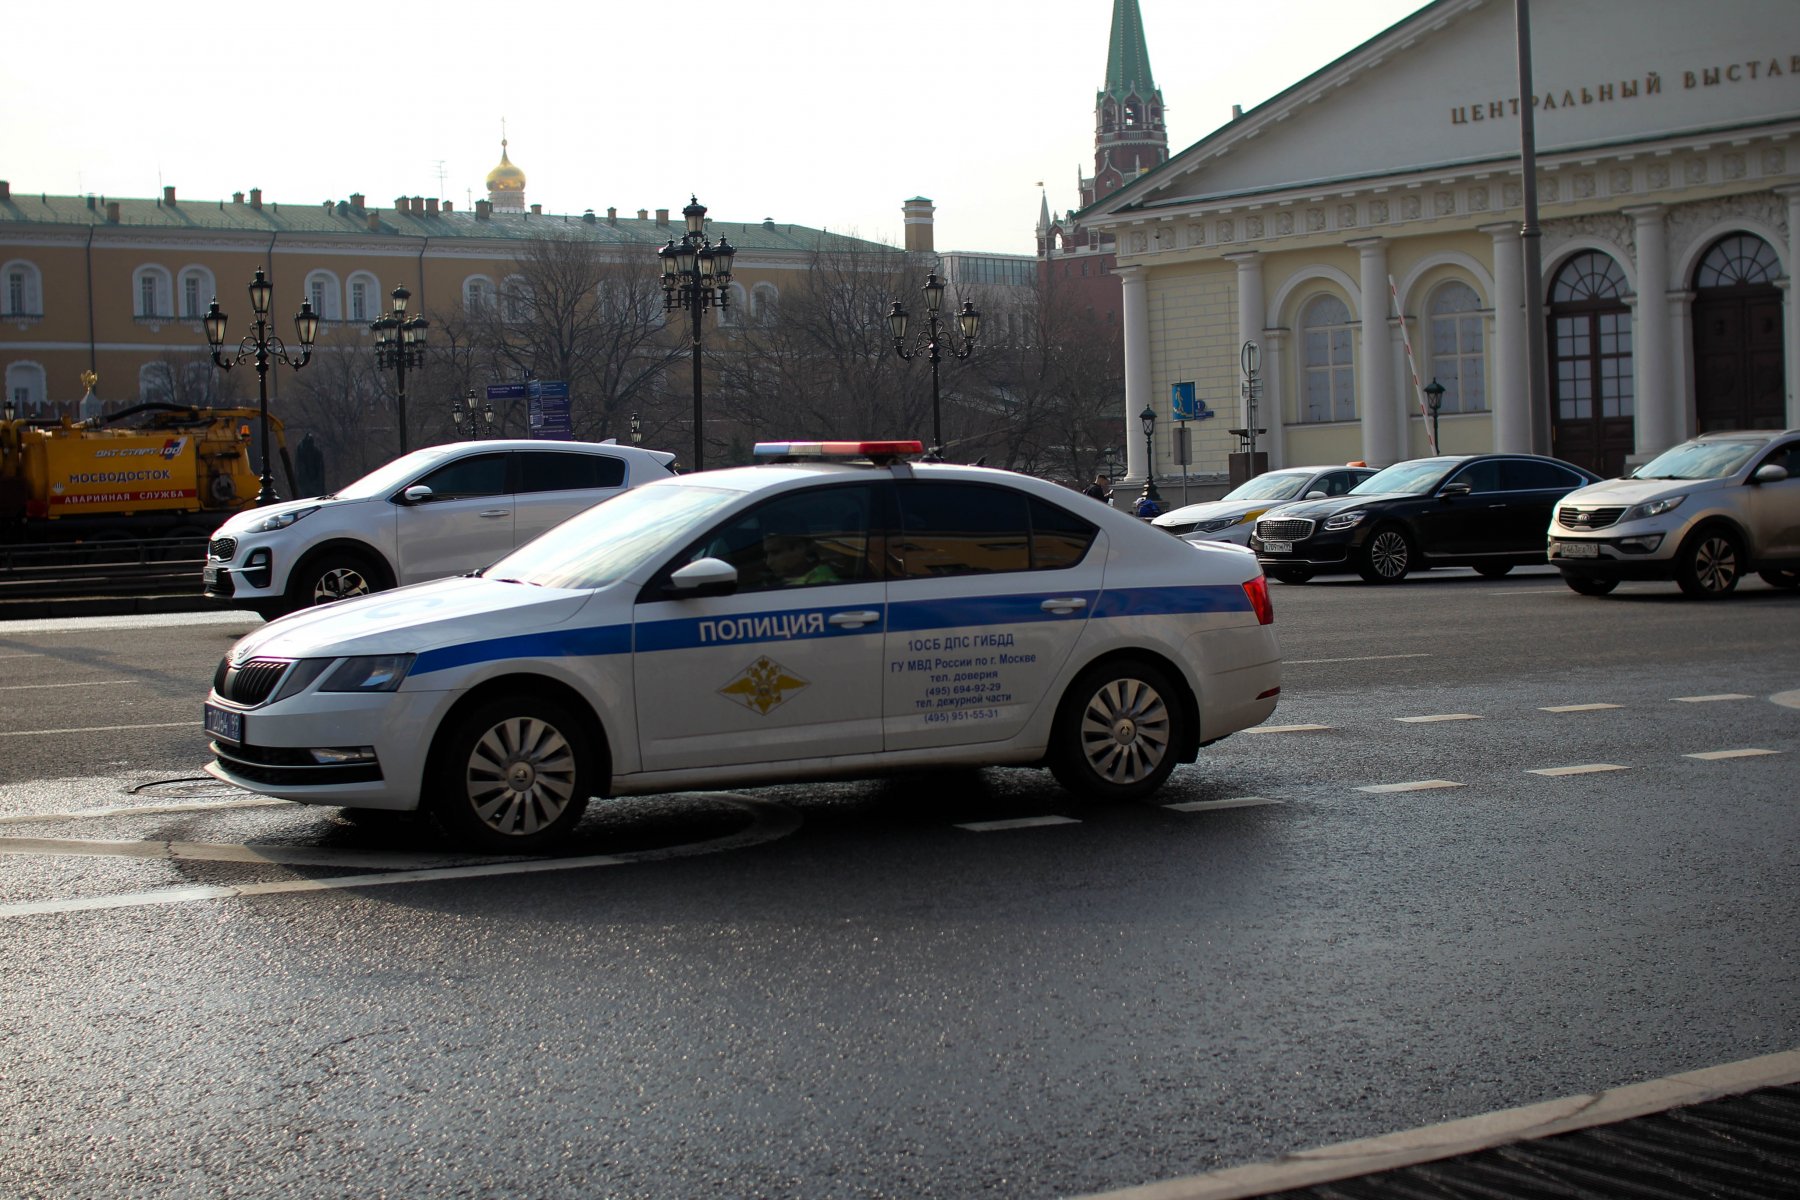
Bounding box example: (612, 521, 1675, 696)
(1226, 252, 1268, 466)
(1483, 222, 1529, 453)
(1625, 205, 1674, 457)
(1351, 238, 1400, 465)
(1119, 265, 1153, 484)
(1782, 186, 1800, 427)
(1670, 290, 1697, 440)
(1261, 327, 1288, 468)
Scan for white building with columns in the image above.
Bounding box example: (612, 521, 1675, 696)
(1082, 0, 1799, 484)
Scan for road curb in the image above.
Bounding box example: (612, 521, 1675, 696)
(1073, 1047, 1800, 1200)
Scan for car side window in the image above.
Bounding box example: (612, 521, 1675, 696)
(515, 451, 626, 493)
(1757, 444, 1800, 477)
(1447, 461, 1502, 493)
(1321, 471, 1362, 496)
(893, 482, 1031, 579)
(1029, 496, 1099, 569)
(1503, 460, 1582, 491)
(411, 453, 508, 500)
(690, 484, 875, 594)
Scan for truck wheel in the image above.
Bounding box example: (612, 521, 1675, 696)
(1674, 526, 1742, 599)
(1356, 526, 1414, 583)
(428, 695, 596, 853)
(286, 549, 389, 611)
(1048, 658, 1185, 803)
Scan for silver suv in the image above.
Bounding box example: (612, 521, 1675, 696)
(1548, 429, 1800, 598)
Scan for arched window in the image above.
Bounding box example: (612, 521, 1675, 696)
(304, 270, 342, 322)
(1299, 294, 1355, 423)
(2, 260, 44, 318)
(347, 272, 381, 324)
(133, 265, 173, 320)
(502, 275, 531, 323)
(1695, 233, 1780, 288)
(1549, 251, 1632, 476)
(178, 266, 216, 321)
(464, 276, 494, 314)
(5, 361, 47, 415)
(1427, 281, 1486, 413)
(751, 283, 779, 326)
(719, 282, 747, 326)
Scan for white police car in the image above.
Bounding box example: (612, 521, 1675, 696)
(205, 441, 1283, 851)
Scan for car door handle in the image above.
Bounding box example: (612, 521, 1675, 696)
(479, 509, 509, 518)
(829, 610, 881, 627)
(1041, 597, 1088, 613)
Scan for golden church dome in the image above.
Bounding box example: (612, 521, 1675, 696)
(486, 141, 525, 193)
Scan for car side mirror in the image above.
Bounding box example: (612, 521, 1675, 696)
(1439, 481, 1472, 497)
(1304, 490, 1327, 499)
(668, 556, 739, 598)
(1751, 463, 1789, 485)
(401, 484, 434, 504)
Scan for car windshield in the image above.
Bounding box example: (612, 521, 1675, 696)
(1631, 439, 1763, 481)
(1349, 459, 1455, 496)
(482, 482, 739, 589)
(1222, 472, 1313, 502)
(334, 445, 467, 499)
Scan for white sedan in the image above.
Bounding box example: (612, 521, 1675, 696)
(204, 441, 1283, 852)
(204, 438, 678, 619)
(1152, 465, 1376, 545)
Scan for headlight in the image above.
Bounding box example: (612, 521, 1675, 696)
(1622, 494, 1685, 522)
(254, 505, 321, 533)
(319, 654, 415, 693)
(271, 658, 333, 702)
(1321, 509, 1369, 531)
(1194, 516, 1241, 533)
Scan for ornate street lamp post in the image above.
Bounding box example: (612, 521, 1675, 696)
(1424, 376, 1446, 454)
(451, 389, 495, 439)
(204, 268, 318, 505)
(1138, 404, 1162, 506)
(629, 411, 642, 446)
(371, 284, 429, 454)
(657, 197, 735, 471)
(887, 273, 979, 455)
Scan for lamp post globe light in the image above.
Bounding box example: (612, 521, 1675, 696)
(1423, 376, 1446, 454)
(887, 273, 980, 456)
(629, 411, 642, 445)
(203, 267, 319, 505)
(1138, 404, 1162, 505)
(656, 197, 735, 472)
(451, 389, 496, 439)
(371, 284, 429, 454)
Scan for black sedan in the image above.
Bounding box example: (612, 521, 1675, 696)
(1249, 454, 1603, 583)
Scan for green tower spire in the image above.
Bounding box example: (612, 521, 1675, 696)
(1102, 0, 1157, 100)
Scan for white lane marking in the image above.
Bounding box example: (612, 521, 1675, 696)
(0, 653, 45, 661)
(1164, 797, 1284, 812)
(1357, 780, 1463, 793)
(1243, 723, 1334, 734)
(0, 797, 285, 825)
(957, 816, 1080, 832)
(0, 837, 492, 870)
(0, 721, 201, 737)
(0, 679, 135, 692)
(1286, 653, 1430, 665)
(1530, 763, 1629, 776)
(1684, 748, 1781, 761)
(1774, 690, 1800, 710)
(1541, 703, 1624, 713)
(1672, 693, 1753, 703)
(2, 611, 260, 634)
(0, 794, 802, 919)
(1395, 713, 1482, 723)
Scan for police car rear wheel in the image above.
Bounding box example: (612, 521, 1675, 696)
(1050, 659, 1183, 801)
(430, 697, 593, 852)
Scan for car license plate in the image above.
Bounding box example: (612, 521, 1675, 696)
(1559, 541, 1599, 559)
(204, 702, 242, 743)
(1262, 540, 1294, 555)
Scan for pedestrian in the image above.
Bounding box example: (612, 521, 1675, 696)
(1083, 473, 1114, 506)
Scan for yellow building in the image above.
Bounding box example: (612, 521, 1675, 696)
(1082, 0, 1798, 483)
(0, 143, 889, 421)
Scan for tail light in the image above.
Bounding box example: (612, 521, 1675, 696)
(1243, 574, 1275, 625)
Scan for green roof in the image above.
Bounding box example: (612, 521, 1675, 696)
(1102, 0, 1158, 100)
(0, 190, 888, 255)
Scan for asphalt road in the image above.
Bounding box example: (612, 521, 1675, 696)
(1, 569, 1796, 1199)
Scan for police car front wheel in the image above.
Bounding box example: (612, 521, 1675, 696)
(1049, 659, 1185, 801)
(428, 696, 596, 852)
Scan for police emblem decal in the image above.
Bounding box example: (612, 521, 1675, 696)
(720, 655, 809, 715)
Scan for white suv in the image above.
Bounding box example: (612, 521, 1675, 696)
(204, 439, 677, 619)
(1548, 429, 1800, 598)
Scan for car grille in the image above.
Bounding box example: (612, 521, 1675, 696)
(209, 536, 237, 561)
(1558, 506, 1626, 531)
(212, 657, 291, 706)
(1257, 518, 1315, 540)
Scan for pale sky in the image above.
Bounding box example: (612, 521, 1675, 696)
(5, 0, 1429, 256)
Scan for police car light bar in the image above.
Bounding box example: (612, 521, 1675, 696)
(752, 440, 924, 462)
